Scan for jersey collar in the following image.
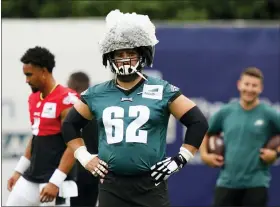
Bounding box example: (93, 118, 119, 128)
(115, 74, 147, 96)
(40, 84, 59, 100)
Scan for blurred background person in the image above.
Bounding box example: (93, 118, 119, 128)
(67, 72, 99, 207)
(200, 67, 280, 206)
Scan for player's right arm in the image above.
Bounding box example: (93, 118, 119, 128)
(200, 109, 224, 168)
(64, 100, 93, 151)
(62, 99, 108, 178)
(23, 137, 32, 159)
(7, 137, 33, 191)
(7, 94, 35, 191)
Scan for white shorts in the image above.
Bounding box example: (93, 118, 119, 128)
(6, 176, 77, 206)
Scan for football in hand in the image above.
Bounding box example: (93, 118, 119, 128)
(207, 135, 224, 156)
(265, 135, 280, 150)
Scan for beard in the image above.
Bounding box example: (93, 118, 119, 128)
(116, 73, 140, 82)
(31, 87, 39, 93)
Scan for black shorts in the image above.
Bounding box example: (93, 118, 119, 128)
(98, 172, 170, 207)
(213, 186, 268, 206)
(71, 162, 99, 207)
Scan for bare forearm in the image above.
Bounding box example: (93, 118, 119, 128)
(14, 137, 33, 175)
(58, 147, 76, 175)
(67, 138, 98, 168)
(199, 136, 209, 159)
(24, 137, 33, 159)
(67, 138, 86, 152)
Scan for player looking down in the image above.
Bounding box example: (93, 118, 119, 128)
(6, 46, 79, 206)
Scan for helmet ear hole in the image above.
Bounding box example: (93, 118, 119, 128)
(137, 46, 155, 67)
(102, 54, 108, 67)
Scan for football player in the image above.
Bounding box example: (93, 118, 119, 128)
(67, 72, 99, 207)
(200, 67, 280, 206)
(62, 10, 209, 207)
(6, 46, 79, 206)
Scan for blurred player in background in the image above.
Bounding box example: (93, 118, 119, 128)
(6, 46, 79, 206)
(200, 67, 280, 206)
(62, 10, 208, 207)
(67, 72, 99, 207)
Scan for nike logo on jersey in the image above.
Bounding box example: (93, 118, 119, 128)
(121, 97, 133, 102)
(142, 84, 163, 100)
(254, 119, 264, 126)
(155, 182, 161, 187)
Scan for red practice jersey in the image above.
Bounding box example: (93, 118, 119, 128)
(28, 85, 79, 136)
(23, 84, 79, 183)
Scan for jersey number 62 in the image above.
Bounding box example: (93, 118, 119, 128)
(102, 105, 150, 144)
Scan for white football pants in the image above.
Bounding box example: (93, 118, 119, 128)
(6, 176, 70, 206)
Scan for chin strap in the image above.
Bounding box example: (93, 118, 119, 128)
(131, 67, 147, 81)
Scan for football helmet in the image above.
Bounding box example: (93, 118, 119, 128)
(102, 46, 155, 75)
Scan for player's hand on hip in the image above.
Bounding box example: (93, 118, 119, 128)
(151, 154, 187, 185)
(7, 171, 21, 191)
(40, 182, 59, 203)
(204, 153, 224, 168)
(85, 156, 109, 178)
(260, 148, 277, 164)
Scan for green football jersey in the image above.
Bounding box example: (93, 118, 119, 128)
(208, 101, 280, 188)
(82, 76, 181, 175)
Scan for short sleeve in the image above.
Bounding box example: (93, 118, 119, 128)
(267, 107, 280, 134)
(60, 92, 80, 112)
(28, 94, 33, 124)
(163, 82, 182, 105)
(207, 108, 225, 136)
(81, 87, 94, 112)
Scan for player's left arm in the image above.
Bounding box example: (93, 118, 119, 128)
(53, 94, 81, 178)
(260, 108, 280, 163)
(269, 108, 280, 133)
(41, 95, 79, 203)
(56, 108, 77, 175)
(269, 108, 280, 160)
(151, 85, 208, 185)
(169, 95, 208, 155)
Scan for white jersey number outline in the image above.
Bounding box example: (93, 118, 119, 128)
(102, 105, 150, 144)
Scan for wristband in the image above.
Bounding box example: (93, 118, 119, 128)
(179, 147, 194, 162)
(49, 169, 67, 188)
(14, 156, 31, 174)
(74, 146, 96, 168)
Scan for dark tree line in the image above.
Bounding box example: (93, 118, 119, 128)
(2, 0, 280, 20)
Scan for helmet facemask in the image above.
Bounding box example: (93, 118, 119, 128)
(105, 48, 148, 81)
(110, 56, 141, 75)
